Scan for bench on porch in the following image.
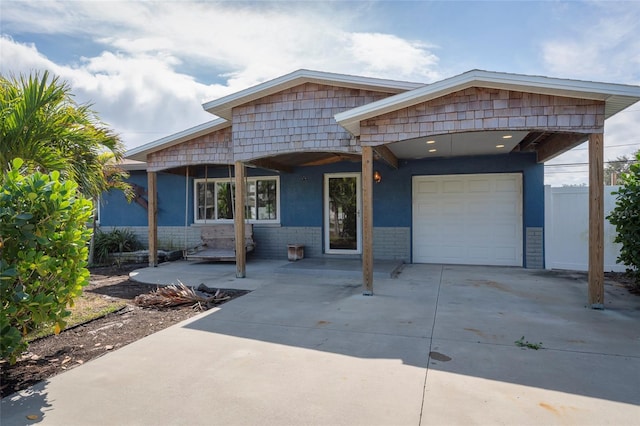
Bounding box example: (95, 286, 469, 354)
(185, 224, 255, 261)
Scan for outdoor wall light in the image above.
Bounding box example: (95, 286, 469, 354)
(374, 170, 382, 183)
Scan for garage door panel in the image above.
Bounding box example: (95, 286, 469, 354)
(412, 173, 522, 266)
(467, 200, 493, 215)
(491, 201, 520, 216)
(467, 247, 493, 261)
(442, 180, 464, 193)
(468, 179, 491, 193)
(495, 178, 519, 192)
(415, 180, 438, 194)
(442, 201, 464, 215)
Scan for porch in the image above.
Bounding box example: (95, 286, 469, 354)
(128, 257, 404, 289)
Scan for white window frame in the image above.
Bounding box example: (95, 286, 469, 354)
(193, 176, 280, 224)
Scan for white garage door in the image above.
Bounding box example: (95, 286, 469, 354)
(412, 173, 523, 266)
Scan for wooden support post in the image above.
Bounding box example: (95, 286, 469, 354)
(588, 133, 605, 308)
(362, 146, 374, 295)
(234, 161, 246, 278)
(147, 171, 158, 267)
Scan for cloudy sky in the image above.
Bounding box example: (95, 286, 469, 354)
(1, 0, 639, 185)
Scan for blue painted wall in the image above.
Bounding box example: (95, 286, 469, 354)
(100, 171, 192, 227)
(101, 152, 543, 232)
(281, 152, 543, 229)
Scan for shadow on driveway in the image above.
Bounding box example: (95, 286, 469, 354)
(183, 264, 640, 406)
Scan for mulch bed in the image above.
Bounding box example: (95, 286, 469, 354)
(0, 263, 248, 399)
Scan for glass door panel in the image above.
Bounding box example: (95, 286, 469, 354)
(324, 173, 361, 254)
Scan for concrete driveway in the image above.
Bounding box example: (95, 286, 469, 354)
(2, 263, 640, 425)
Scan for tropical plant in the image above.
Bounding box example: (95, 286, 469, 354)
(0, 71, 133, 265)
(0, 70, 129, 199)
(0, 159, 93, 363)
(93, 228, 143, 264)
(607, 151, 640, 284)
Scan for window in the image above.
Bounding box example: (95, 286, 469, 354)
(194, 177, 279, 224)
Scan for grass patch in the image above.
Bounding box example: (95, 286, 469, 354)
(27, 293, 127, 341)
(515, 336, 543, 350)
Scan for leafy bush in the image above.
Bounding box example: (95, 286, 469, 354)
(0, 159, 93, 363)
(94, 228, 143, 264)
(608, 151, 640, 284)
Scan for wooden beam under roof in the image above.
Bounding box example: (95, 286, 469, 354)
(516, 132, 550, 152)
(300, 153, 359, 167)
(535, 133, 588, 163)
(248, 158, 293, 173)
(373, 145, 398, 169)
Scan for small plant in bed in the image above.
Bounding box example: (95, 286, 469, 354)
(94, 228, 143, 264)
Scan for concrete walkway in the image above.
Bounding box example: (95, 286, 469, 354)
(2, 263, 640, 425)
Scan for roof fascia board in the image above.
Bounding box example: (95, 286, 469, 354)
(335, 70, 640, 135)
(202, 69, 424, 120)
(126, 118, 230, 162)
(119, 161, 147, 171)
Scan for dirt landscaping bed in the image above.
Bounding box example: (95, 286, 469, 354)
(0, 263, 248, 399)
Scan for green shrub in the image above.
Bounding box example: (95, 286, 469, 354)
(94, 228, 143, 264)
(0, 159, 93, 363)
(608, 151, 640, 284)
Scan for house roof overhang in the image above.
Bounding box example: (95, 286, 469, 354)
(126, 118, 231, 162)
(334, 69, 640, 136)
(117, 159, 147, 171)
(202, 69, 424, 120)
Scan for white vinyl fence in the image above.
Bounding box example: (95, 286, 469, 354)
(544, 185, 626, 272)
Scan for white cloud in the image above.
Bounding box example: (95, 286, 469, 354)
(539, 3, 640, 186)
(1, 1, 442, 149)
(541, 3, 640, 82)
(1, 36, 226, 146)
(346, 33, 440, 81)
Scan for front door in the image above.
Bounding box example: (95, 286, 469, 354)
(324, 173, 361, 254)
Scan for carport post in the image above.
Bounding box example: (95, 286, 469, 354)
(362, 146, 374, 295)
(234, 161, 246, 278)
(147, 171, 158, 267)
(588, 133, 604, 308)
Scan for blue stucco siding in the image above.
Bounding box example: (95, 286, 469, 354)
(100, 171, 192, 227)
(99, 171, 147, 226)
(281, 152, 543, 230)
(281, 161, 361, 227)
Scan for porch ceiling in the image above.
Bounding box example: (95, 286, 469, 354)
(384, 129, 588, 162)
(387, 130, 527, 160)
(247, 152, 361, 171)
(246, 129, 587, 170)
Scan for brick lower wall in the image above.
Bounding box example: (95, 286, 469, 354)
(98, 226, 201, 250)
(373, 227, 411, 262)
(253, 226, 410, 261)
(100, 225, 412, 261)
(252, 226, 323, 259)
(525, 227, 544, 269)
